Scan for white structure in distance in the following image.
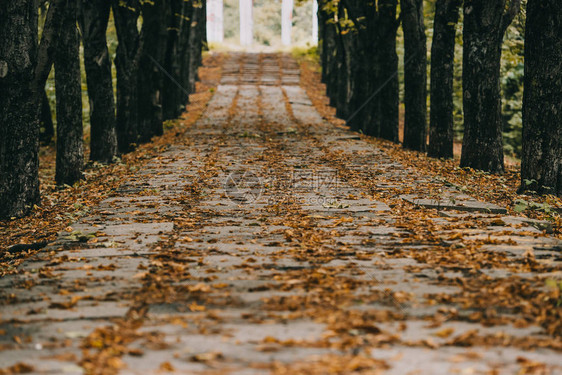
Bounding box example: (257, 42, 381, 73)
(239, 0, 254, 46)
(281, 0, 294, 46)
(207, 0, 318, 46)
(312, 0, 318, 43)
(207, 0, 224, 43)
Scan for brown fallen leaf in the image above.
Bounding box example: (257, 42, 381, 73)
(157, 362, 173, 372)
(0, 362, 34, 374)
(449, 351, 483, 363)
(49, 295, 82, 309)
(191, 351, 224, 363)
(127, 348, 144, 357)
(448, 329, 479, 347)
(187, 283, 211, 293)
(517, 356, 548, 375)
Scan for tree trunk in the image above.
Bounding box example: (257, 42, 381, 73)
(402, 0, 427, 151)
(460, 0, 520, 173)
(325, 19, 338, 107)
(113, 0, 141, 153)
(318, 1, 328, 84)
(428, 0, 461, 159)
(338, 32, 350, 120)
(179, 1, 194, 94)
(187, 3, 204, 93)
(200, 0, 207, 53)
(0, 0, 40, 219)
(55, 0, 84, 186)
(79, 0, 118, 163)
(337, 0, 398, 141)
(334, 5, 351, 119)
(520, 0, 562, 196)
(341, 0, 373, 133)
(138, 0, 168, 142)
(40, 89, 55, 145)
(372, 0, 399, 143)
(36, 0, 66, 146)
(163, 0, 182, 121)
(346, 6, 373, 133)
(36, 0, 65, 94)
(317, 1, 339, 106)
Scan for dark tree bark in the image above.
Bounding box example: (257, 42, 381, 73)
(55, 0, 84, 186)
(36, 0, 66, 146)
(36, 0, 65, 95)
(40, 90, 55, 145)
(79, 0, 118, 163)
(428, 0, 461, 159)
(112, 0, 141, 153)
(519, 0, 562, 196)
(318, 2, 339, 107)
(0, 0, 40, 219)
(402, 0, 427, 151)
(163, 0, 182, 121)
(334, 4, 352, 119)
(343, 0, 372, 133)
(200, 0, 207, 53)
(337, 0, 399, 142)
(178, 1, 194, 93)
(187, 2, 204, 93)
(325, 21, 339, 107)
(318, 2, 326, 84)
(138, 0, 168, 142)
(460, 0, 521, 173)
(370, 0, 399, 142)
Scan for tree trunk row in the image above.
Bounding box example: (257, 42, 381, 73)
(55, 0, 84, 186)
(317, 0, 562, 196)
(319, 0, 401, 143)
(0, 0, 207, 219)
(520, 0, 562, 196)
(427, 0, 461, 159)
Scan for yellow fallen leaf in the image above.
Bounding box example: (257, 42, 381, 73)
(159, 361, 175, 371)
(434, 327, 455, 338)
(189, 302, 206, 312)
(213, 283, 229, 289)
(188, 283, 211, 293)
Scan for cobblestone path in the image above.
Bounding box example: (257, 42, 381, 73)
(1, 53, 561, 374)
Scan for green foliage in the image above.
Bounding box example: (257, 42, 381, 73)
(291, 45, 319, 64)
(254, 0, 282, 46)
(224, 0, 240, 41)
(514, 198, 554, 214)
